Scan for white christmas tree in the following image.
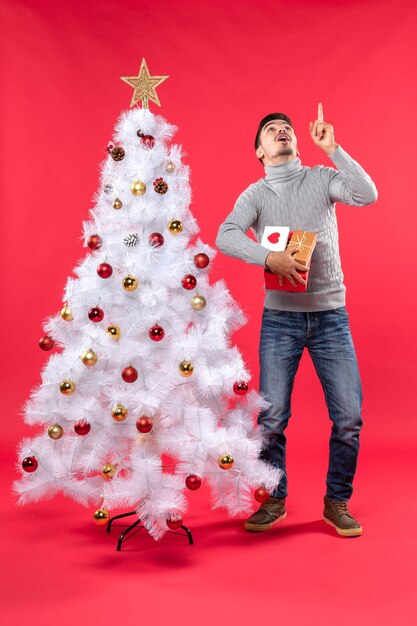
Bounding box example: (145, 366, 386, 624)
(14, 60, 281, 541)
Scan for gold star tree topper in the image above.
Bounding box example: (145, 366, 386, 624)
(120, 59, 169, 109)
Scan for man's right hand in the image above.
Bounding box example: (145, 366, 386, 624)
(265, 247, 309, 287)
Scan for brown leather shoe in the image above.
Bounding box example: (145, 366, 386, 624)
(245, 496, 287, 532)
(323, 496, 363, 537)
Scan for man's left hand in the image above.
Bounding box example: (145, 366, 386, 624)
(309, 103, 338, 155)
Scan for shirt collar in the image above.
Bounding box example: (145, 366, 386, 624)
(264, 157, 303, 182)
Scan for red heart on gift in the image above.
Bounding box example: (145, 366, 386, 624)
(268, 232, 280, 244)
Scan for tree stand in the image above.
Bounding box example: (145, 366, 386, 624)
(106, 510, 194, 551)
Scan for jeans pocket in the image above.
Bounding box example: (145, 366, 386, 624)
(333, 306, 348, 315)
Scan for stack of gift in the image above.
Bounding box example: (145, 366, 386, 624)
(262, 227, 317, 292)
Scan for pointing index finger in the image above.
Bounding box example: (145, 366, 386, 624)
(318, 102, 324, 122)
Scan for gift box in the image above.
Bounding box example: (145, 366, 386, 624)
(286, 230, 317, 266)
(263, 229, 317, 293)
(265, 261, 310, 292)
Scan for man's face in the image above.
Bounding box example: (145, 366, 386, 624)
(256, 119, 298, 165)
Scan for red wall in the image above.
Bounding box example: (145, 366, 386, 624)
(2, 0, 416, 449)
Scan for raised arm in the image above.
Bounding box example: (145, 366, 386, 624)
(325, 147, 378, 205)
(310, 102, 378, 206)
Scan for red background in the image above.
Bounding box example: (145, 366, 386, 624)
(1, 1, 416, 624)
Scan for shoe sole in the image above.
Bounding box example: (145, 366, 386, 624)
(323, 515, 363, 537)
(245, 511, 287, 532)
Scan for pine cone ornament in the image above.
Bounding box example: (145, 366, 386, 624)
(111, 146, 125, 161)
(124, 233, 140, 247)
(153, 177, 168, 194)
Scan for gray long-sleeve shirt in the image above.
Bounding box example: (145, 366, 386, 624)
(215, 146, 378, 311)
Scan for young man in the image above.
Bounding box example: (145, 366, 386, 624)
(215, 104, 377, 537)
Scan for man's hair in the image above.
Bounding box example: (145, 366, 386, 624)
(254, 112, 294, 152)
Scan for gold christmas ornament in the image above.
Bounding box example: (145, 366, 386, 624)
(130, 180, 146, 196)
(60, 303, 73, 321)
(93, 509, 109, 525)
(179, 361, 194, 377)
(113, 198, 123, 209)
(166, 160, 176, 173)
(122, 275, 138, 291)
(218, 454, 234, 470)
(168, 219, 183, 235)
(107, 324, 120, 340)
(112, 403, 128, 422)
(191, 294, 206, 311)
(101, 464, 117, 480)
(48, 423, 64, 440)
(60, 380, 76, 395)
(120, 58, 169, 109)
(81, 348, 98, 367)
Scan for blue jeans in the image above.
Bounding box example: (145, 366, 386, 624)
(257, 306, 363, 502)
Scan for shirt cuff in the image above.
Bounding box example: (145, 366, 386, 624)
(326, 145, 351, 168)
(258, 247, 272, 268)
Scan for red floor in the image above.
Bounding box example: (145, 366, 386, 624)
(2, 438, 416, 626)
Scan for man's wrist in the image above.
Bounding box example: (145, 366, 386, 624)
(265, 252, 272, 270)
(323, 143, 339, 155)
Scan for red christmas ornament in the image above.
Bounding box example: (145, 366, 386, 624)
(39, 335, 54, 351)
(166, 517, 183, 530)
(74, 420, 91, 436)
(97, 262, 113, 279)
(254, 487, 270, 503)
(87, 234, 103, 250)
(22, 456, 38, 473)
(149, 325, 165, 341)
(185, 474, 202, 491)
(141, 134, 155, 149)
(122, 365, 138, 383)
(181, 274, 197, 290)
(194, 253, 210, 269)
(106, 142, 114, 154)
(148, 232, 164, 247)
(233, 381, 249, 395)
(88, 307, 104, 322)
(136, 416, 153, 433)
